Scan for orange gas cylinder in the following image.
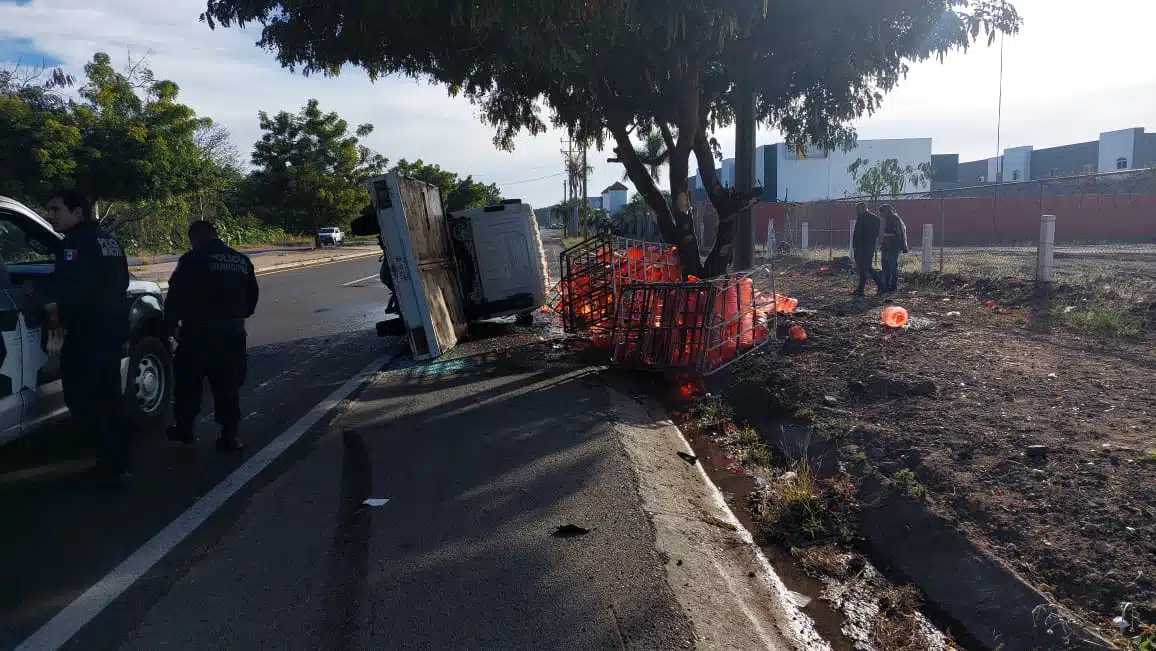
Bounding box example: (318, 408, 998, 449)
(738, 278, 755, 348)
(881, 306, 909, 328)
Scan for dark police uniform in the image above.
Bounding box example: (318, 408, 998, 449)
(851, 210, 884, 295)
(165, 238, 259, 446)
(879, 211, 909, 294)
(55, 220, 131, 474)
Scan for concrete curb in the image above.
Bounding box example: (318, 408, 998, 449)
(856, 472, 1113, 650)
(147, 250, 379, 290)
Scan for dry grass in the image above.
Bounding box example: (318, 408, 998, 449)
(754, 462, 832, 542)
(870, 584, 935, 651)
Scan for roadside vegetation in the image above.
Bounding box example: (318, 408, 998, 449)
(1, 55, 502, 256)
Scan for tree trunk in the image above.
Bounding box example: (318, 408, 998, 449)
(609, 123, 704, 277)
(693, 132, 762, 277)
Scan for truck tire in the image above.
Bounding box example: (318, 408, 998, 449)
(125, 336, 173, 432)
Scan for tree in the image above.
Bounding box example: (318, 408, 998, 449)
(390, 159, 501, 213)
(247, 98, 388, 234)
(191, 121, 244, 220)
(847, 158, 936, 201)
(0, 63, 81, 200)
(618, 191, 668, 237)
(203, 0, 1020, 276)
(619, 130, 669, 184)
(70, 53, 207, 230)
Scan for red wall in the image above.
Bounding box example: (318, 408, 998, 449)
(751, 194, 1156, 247)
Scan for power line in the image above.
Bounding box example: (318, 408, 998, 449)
(492, 171, 567, 186)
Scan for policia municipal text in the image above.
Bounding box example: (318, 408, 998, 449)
(165, 220, 259, 451)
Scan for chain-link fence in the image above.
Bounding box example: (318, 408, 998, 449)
(765, 168, 1156, 293)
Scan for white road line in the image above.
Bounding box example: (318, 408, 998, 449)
(14, 352, 396, 651)
(340, 274, 379, 287)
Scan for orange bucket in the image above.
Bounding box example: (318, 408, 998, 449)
(881, 306, 909, 328)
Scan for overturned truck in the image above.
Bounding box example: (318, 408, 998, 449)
(350, 172, 550, 360)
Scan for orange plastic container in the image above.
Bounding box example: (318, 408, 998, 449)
(881, 306, 909, 328)
(738, 278, 755, 348)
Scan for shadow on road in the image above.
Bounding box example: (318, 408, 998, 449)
(0, 329, 393, 648)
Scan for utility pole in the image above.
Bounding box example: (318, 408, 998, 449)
(561, 137, 578, 237)
(734, 86, 757, 270)
(581, 142, 589, 237)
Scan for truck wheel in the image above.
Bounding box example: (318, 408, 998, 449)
(125, 336, 173, 432)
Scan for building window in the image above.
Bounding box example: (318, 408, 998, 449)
(978, 175, 985, 183)
(1083, 164, 1096, 175)
(1012, 170, 1020, 181)
(1116, 157, 1128, 170)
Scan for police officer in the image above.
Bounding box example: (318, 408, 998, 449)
(165, 221, 259, 451)
(851, 202, 884, 296)
(44, 190, 132, 484)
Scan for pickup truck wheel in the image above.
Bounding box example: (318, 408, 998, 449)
(125, 336, 173, 432)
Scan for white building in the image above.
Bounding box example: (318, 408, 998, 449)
(599, 182, 630, 215)
(693, 137, 934, 202)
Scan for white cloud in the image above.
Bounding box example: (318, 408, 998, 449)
(2, 0, 1153, 207)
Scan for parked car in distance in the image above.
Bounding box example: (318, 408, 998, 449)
(316, 226, 345, 247)
(0, 195, 174, 445)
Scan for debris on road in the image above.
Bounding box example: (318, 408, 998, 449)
(677, 452, 698, 465)
(552, 524, 591, 538)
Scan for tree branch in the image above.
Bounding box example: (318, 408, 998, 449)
(610, 122, 678, 244)
(658, 122, 676, 155)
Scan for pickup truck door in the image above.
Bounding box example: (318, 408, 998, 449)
(0, 289, 27, 443)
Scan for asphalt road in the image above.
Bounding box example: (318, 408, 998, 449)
(115, 358, 694, 651)
(0, 232, 697, 650)
(0, 256, 399, 648)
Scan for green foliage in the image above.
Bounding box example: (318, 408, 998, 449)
(847, 157, 936, 200)
(891, 469, 926, 498)
(246, 98, 388, 234)
(202, 0, 1021, 276)
(390, 159, 501, 213)
(71, 53, 207, 220)
(0, 64, 81, 199)
(618, 191, 666, 236)
(2, 55, 404, 252)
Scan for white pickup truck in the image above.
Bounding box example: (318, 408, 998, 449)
(0, 196, 173, 444)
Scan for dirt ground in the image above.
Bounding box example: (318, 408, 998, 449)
(722, 257, 1156, 647)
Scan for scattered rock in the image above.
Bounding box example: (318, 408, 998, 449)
(677, 451, 698, 465)
(779, 470, 799, 483)
(1025, 445, 1049, 458)
(823, 395, 839, 406)
(1081, 523, 1101, 536)
(1094, 541, 1111, 554)
(1031, 469, 1046, 480)
(848, 379, 868, 395)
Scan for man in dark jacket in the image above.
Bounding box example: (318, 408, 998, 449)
(879, 204, 909, 294)
(165, 221, 259, 451)
(851, 202, 884, 296)
(45, 190, 131, 483)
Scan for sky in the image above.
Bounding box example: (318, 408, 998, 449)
(2, 0, 1154, 208)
